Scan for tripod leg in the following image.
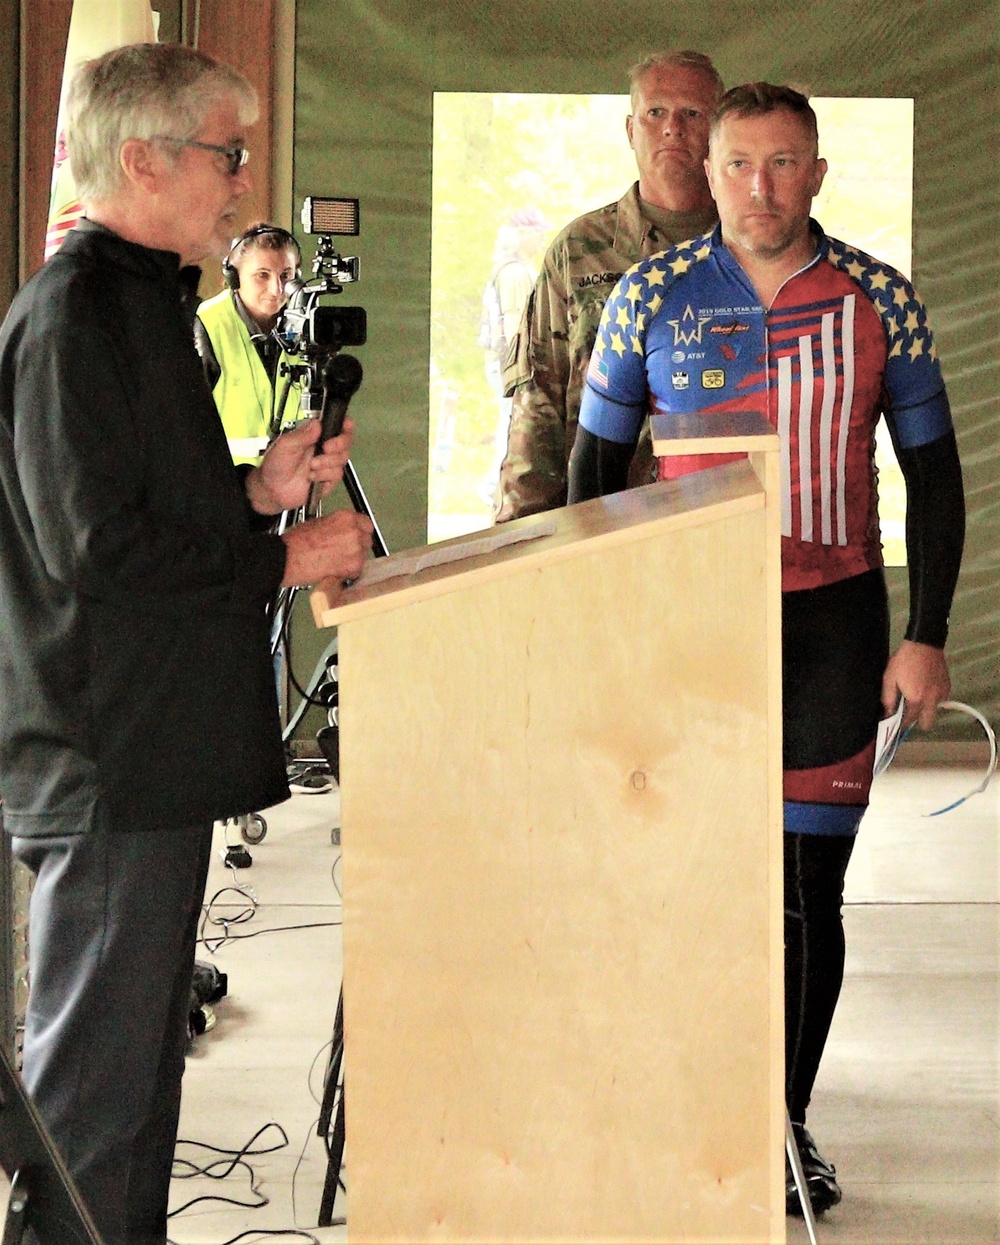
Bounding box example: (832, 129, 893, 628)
(317, 988, 345, 1226)
(342, 461, 388, 557)
(317, 990, 343, 1137)
(318, 1083, 346, 1227)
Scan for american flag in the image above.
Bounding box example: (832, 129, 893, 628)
(45, 0, 157, 261)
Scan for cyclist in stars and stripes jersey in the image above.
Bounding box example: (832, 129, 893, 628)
(570, 83, 965, 1219)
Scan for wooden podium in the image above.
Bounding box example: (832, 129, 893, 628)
(312, 412, 784, 1243)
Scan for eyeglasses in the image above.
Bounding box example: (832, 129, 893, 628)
(156, 137, 249, 176)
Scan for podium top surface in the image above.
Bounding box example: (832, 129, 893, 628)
(651, 409, 778, 457)
(312, 457, 767, 629)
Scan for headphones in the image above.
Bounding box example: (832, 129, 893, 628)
(222, 224, 302, 292)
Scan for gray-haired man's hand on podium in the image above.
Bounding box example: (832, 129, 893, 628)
(280, 509, 373, 589)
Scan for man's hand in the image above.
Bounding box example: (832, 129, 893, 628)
(245, 417, 356, 515)
(882, 639, 952, 732)
(280, 509, 373, 588)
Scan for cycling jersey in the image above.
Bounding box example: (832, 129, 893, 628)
(579, 220, 953, 592)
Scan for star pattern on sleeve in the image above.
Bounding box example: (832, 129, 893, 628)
(825, 238, 939, 366)
(588, 234, 711, 375)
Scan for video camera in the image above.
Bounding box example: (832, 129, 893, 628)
(276, 196, 367, 358)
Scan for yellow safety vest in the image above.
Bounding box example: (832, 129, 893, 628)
(197, 291, 303, 466)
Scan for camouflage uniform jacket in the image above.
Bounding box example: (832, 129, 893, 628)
(495, 183, 718, 520)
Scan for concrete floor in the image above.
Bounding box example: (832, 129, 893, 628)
(3, 746, 996, 1243)
(786, 752, 999, 1244)
(168, 788, 348, 1244)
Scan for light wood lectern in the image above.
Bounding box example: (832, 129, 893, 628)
(311, 411, 784, 1243)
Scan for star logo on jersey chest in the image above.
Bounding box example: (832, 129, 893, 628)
(665, 304, 712, 348)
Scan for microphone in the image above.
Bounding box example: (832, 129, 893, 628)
(318, 352, 363, 441)
(307, 353, 363, 516)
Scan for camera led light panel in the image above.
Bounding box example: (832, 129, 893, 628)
(301, 196, 361, 236)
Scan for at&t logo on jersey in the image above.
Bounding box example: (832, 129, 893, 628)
(701, 369, 725, 389)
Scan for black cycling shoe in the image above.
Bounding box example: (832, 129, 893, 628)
(786, 1123, 842, 1216)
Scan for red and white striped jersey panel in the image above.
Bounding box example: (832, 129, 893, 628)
(767, 267, 887, 590)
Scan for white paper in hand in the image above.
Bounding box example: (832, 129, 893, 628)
(873, 697, 907, 779)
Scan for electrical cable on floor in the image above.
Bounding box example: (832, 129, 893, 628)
(168, 1123, 294, 1220)
(170, 1230, 320, 1245)
(199, 873, 259, 954)
(200, 834, 342, 954)
(290, 1113, 344, 1230)
(292, 1034, 347, 1227)
(180, 826, 346, 1237)
(306, 1038, 334, 1108)
(198, 919, 343, 952)
(217, 1231, 321, 1243)
(290, 1115, 318, 1228)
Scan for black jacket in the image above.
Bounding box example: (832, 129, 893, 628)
(0, 222, 290, 836)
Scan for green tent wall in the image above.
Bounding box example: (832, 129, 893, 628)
(290, 0, 999, 740)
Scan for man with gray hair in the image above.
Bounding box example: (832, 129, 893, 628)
(494, 50, 724, 520)
(0, 42, 371, 1242)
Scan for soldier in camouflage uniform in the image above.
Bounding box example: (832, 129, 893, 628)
(495, 50, 724, 521)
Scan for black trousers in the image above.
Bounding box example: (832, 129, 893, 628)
(13, 822, 213, 1245)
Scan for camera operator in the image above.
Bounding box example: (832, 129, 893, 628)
(195, 221, 305, 465)
(0, 42, 372, 1244)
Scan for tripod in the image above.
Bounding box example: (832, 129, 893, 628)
(0, 1043, 102, 1244)
(316, 988, 346, 1226)
(273, 348, 387, 1222)
(276, 453, 388, 787)
(272, 345, 388, 780)
(309, 460, 385, 1222)
(282, 447, 384, 1223)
